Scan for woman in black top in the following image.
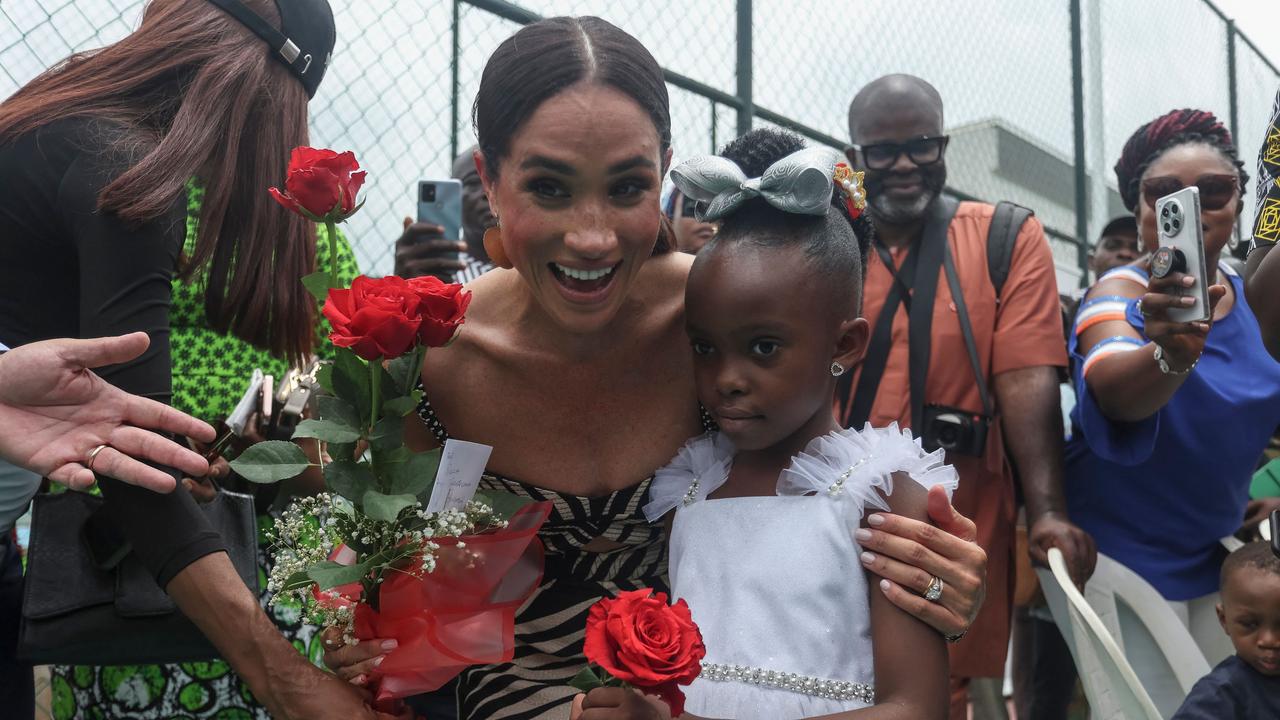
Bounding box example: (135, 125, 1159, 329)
(0, 1, 388, 718)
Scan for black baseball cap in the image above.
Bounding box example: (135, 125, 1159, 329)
(1098, 215, 1137, 242)
(205, 0, 335, 99)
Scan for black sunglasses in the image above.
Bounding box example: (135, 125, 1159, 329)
(851, 135, 950, 170)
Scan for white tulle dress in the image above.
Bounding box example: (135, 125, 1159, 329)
(643, 423, 958, 720)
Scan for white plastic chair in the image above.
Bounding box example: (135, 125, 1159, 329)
(1035, 547, 1163, 720)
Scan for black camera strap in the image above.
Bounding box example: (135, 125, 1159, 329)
(843, 196, 959, 430)
(942, 245, 995, 418)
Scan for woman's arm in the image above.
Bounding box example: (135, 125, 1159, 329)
(1246, 244, 1280, 359)
(1076, 272, 1223, 423)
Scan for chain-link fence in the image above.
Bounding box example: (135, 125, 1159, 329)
(3, 0, 1277, 289)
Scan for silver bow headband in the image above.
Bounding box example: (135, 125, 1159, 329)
(669, 146, 843, 222)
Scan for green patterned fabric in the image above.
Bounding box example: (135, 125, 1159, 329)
(51, 184, 360, 720)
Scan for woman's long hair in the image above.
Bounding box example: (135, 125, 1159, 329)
(0, 0, 316, 363)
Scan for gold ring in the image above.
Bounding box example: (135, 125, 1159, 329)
(86, 444, 109, 473)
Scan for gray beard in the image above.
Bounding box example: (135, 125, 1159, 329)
(870, 191, 936, 226)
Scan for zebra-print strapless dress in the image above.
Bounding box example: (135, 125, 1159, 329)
(416, 394, 713, 720)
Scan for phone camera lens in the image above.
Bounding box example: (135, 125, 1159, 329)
(1162, 206, 1170, 218)
(420, 185, 436, 203)
(1172, 218, 1181, 230)
(1163, 222, 1172, 233)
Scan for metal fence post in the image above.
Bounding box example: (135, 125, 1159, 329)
(1227, 19, 1239, 145)
(450, 0, 461, 162)
(1070, 0, 1089, 286)
(736, 0, 753, 135)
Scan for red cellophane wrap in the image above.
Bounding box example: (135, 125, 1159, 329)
(321, 501, 552, 710)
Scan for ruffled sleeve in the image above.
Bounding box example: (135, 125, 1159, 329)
(778, 423, 958, 524)
(642, 432, 735, 522)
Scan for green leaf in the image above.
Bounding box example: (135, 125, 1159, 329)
(291, 418, 361, 444)
(228, 441, 310, 484)
(315, 363, 334, 395)
(474, 489, 534, 521)
(382, 395, 418, 417)
(362, 490, 419, 522)
(302, 271, 333, 302)
(368, 415, 403, 451)
(280, 571, 315, 593)
(324, 460, 375, 504)
(315, 395, 360, 428)
(307, 559, 370, 590)
(386, 350, 423, 396)
(327, 442, 357, 463)
(388, 448, 441, 497)
(568, 666, 604, 693)
(332, 348, 371, 422)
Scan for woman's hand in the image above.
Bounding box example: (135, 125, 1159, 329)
(0, 332, 215, 490)
(1242, 497, 1280, 536)
(570, 688, 671, 720)
(856, 485, 986, 637)
(1140, 270, 1226, 370)
(321, 625, 398, 687)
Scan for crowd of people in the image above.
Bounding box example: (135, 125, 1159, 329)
(0, 1, 1277, 719)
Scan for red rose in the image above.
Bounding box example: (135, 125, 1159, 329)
(583, 589, 706, 717)
(405, 276, 472, 347)
(323, 275, 423, 361)
(269, 147, 367, 222)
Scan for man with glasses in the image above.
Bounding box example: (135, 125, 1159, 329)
(839, 74, 1095, 720)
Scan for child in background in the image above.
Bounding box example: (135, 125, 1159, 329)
(1172, 540, 1280, 719)
(573, 128, 954, 719)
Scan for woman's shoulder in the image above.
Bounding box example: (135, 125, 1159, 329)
(1084, 261, 1149, 302)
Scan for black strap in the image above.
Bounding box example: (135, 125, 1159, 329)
(907, 197, 958, 431)
(987, 201, 1033, 298)
(205, 0, 317, 89)
(842, 196, 959, 429)
(872, 242, 913, 314)
(845, 245, 918, 427)
(943, 245, 995, 417)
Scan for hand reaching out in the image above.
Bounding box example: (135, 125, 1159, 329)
(0, 333, 215, 491)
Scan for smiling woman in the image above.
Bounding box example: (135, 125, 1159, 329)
(319, 16, 990, 720)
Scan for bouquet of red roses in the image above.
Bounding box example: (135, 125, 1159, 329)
(571, 588, 706, 717)
(231, 147, 548, 708)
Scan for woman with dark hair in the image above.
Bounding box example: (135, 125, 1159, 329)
(0, 1, 388, 718)
(325, 16, 987, 720)
(1065, 108, 1280, 715)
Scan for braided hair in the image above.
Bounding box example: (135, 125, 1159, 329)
(1114, 108, 1249, 213)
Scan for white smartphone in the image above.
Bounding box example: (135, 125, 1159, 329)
(1153, 186, 1210, 324)
(417, 179, 463, 247)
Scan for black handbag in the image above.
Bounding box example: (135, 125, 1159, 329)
(17, 489, 259, 665)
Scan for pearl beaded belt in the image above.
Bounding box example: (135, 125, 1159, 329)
(700, 662, 874, 703)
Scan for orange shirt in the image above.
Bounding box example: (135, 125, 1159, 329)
(839, 201, 1067, 677)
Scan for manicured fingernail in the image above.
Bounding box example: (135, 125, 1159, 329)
(353, 674, 367, 686)
(854, 528, 873, 542)
(860, 551, 876, 564)
(880, 579, 891, 592)
(867, 513, 885, 526)
(1181, 296, 1195, 306)
(373, 655, 386, 667)
(1182, 275, 1195, 286)
(380, 639, 398, 651)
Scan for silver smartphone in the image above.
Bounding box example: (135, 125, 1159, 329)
(1153, 186, 1210, 323)
(417, 179, 463, 246)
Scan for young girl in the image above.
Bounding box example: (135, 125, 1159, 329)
(574, 128, 954, 720)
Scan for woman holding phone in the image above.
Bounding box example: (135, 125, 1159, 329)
(1065, 108, 1280, 715)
